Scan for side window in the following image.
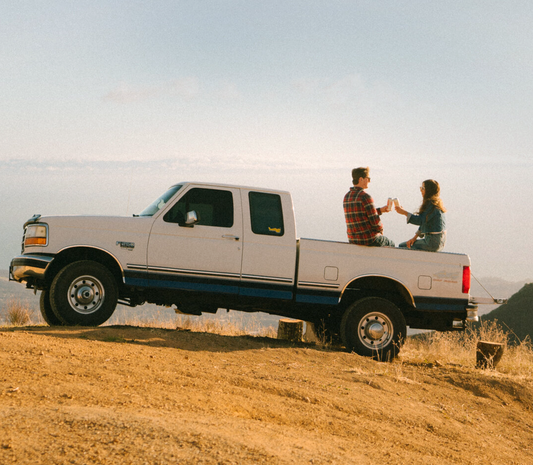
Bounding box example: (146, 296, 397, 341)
(249, 192, 284, 236)
(164, 188, 234, 227)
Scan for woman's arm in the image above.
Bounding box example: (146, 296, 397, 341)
(405, 232, 421, 248)
(395, 205, 408, 216)
(396, 205, 423, 225)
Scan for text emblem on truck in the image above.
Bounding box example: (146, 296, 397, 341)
(116, 241, 135, 250)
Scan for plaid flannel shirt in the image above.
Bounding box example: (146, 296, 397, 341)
(343, 187, 383, 245)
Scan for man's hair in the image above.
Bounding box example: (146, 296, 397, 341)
(352, 167, 369, 185)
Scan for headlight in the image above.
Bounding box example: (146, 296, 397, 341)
(24, 224, 48, 247)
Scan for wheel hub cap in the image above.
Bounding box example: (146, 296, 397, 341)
(366, 321, 385, 340)
(68, 276, 105, 315)
(358, 312, 394, 350)
(76, 285, 95, 305)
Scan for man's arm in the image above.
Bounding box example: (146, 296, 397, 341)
(363, 195, 384, 233)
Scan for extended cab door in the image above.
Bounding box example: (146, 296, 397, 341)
(240, 189, 297, 300)
(147, 185, 243, 295)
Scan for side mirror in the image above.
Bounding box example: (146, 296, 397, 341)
(184, 210, 199, 227)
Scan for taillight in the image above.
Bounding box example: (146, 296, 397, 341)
(462, 266, 471, 294)
(24, 224, 48, 247)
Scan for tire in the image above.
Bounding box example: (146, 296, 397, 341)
(309, 318, 341, 345)
(50, 260, 118, 326)
(39, 290, 65, 326)
(340, 297, 406, 360)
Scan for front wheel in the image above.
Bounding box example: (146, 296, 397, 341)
(340, 297, 406, 360)
(39, 290, 65, 326)
(50, 260, 118, 326)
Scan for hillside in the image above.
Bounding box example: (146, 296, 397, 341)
(479, 283, 533, 342)
(1, 325, 533, 464)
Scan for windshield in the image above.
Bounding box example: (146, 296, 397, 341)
(137, 185, 183, 217)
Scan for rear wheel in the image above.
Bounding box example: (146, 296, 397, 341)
(340, 297, 406, 360)
(39, 290, 64, 326)
(50, 260, 118, 326)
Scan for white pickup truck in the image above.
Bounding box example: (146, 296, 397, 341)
(10, 181, 485, 359)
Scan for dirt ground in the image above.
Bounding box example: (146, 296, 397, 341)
(1, 326, 532, 464)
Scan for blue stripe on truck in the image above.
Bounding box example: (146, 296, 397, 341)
(125, 270, 294, 299)
(295, 294, 340, 305)
(413, 296, 469, 312)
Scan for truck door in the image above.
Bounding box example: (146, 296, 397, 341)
(147, 186, 243, 296)
(240, 190, 297, 300)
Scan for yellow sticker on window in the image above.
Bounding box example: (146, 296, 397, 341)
(268, 227, 281, 234)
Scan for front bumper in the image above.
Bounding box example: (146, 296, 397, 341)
(9, 254, 55, 283)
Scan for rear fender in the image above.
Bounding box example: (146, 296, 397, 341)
(340, 275, 414, 309)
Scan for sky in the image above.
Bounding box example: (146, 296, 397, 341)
(1, 1, 532, 287)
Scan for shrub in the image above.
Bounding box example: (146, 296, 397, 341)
(4, 300, 34, 326)
(401, 320, 533, 376)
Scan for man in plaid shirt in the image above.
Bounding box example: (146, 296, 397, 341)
(343, 167, 395, 247)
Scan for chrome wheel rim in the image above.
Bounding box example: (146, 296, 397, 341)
(357, 312, 394, 350)
(67, 275, 105, 315)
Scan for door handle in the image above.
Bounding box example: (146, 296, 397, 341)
(222, 235, 240, 241)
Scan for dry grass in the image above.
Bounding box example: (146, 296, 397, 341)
(400, 320, 533, 377)
(115, 312, 279, 338)
(105, 306, 279, 338)
(2, 299, 34, 326)
(173, 314, 278, 338)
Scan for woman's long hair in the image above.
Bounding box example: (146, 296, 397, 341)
(418, 179, 446, 213)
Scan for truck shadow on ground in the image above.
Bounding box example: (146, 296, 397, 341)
(3, 325, 341, 354)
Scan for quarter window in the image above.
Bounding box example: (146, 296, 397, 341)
(249, 192, 284, 236)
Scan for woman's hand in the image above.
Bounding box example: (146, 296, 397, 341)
(395, 205, 408, 216)
(405, 235, 418, 248)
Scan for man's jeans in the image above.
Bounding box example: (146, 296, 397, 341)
(369, 234, 395, 248)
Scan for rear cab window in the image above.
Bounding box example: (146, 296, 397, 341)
(249, 191, 284, 236)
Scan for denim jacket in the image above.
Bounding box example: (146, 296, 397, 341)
(407, 206, 446, 235)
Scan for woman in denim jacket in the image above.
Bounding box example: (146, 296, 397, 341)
(395, 179, 447, 252)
